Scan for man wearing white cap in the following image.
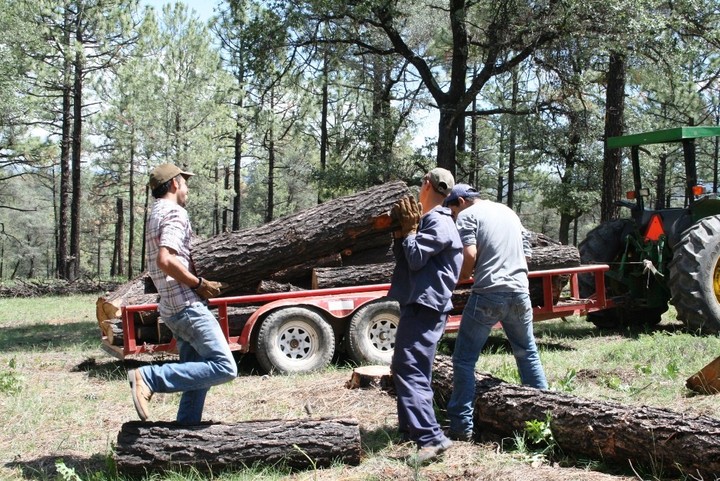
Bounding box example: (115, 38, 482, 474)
(127, 163, 237, 424)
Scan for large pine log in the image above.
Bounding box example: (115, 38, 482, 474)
(527, 245, 580, 270)
(268, 253, 343, 288)
(191, 181, 409, 296)
(528, 245, 580, 307)
(311, 243, 580, 308)
(115, 418, 361, 475)
(430, 355, 720, 478)
(312, 262, 395, 289)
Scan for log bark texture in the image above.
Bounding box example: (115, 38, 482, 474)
(312, 262, 395, 289)
(115, 418, 361, 475)
(527, 245, 580, 270)
(431, 355, 720, 478)
(192, 181, 409, 295)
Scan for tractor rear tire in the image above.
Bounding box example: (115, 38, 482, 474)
(579, 219, 632, 329)
(668, 215, 720, 334)
(579, 219, 664, 329)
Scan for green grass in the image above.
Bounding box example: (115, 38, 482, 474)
(1, 296, 718, 480)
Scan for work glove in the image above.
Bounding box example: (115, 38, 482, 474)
(193, 277, 227, 299)
(390, 195, 422, 238)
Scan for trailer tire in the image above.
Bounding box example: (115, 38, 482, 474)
(579, 219, 664, 329)
(255, 307, 335, 374)
(669, 215, 720, 334)
(345, 299, 399, 365)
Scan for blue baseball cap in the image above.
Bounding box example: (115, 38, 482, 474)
(442, 183, 481, 207)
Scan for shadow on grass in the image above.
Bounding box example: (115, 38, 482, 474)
(0, 321, 98, 352)
(5, 453, 110, 481)
(439, 333, 576, 358)
(71, 351, 268, 383)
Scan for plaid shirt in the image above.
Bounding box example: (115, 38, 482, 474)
(145, 198, 202, 318)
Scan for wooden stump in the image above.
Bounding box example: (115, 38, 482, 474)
(115, 418, 361, 475)
(345, 365, 393, 389)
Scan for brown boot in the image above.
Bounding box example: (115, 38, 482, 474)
(128, 369, 153, 421)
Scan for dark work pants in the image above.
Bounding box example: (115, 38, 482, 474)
(392, 303, 447, 447)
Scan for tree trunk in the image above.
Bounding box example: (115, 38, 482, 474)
(437, 108, 458, 174)
(232, 118, 243, 231)
(319, 50, 329, 204)
(113, 197, 124, 277)
(507, 68, 519, 209)
(431, 355, 720, 479)
(57, 6, 72, 280)
(127, 129, 136, 279)
(601, 51, 625, 222)
(69, 47, 83, 282)
(115, 418, 361, 476)
(192, 181, 409, 295)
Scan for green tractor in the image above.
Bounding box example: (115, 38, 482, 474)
(579, 126, 720, 332)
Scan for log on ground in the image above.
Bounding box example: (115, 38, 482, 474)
(431, 355, 720, 478)
(115, 418, 361, 476)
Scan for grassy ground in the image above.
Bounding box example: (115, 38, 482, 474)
(0, 294, 719, 480)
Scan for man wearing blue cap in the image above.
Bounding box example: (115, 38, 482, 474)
(443, 184, 547, 442)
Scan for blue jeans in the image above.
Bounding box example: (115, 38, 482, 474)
(139, 302, 237, 424)
(447, 291, 547, 435)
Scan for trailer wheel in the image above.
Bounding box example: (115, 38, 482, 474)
(579, 219, 664, 329)
(669, 215, 720, 334)
(255, 307, 335, 374)
(345, 299, 399, 365)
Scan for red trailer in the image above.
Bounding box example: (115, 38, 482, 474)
(100, 264, 612, 374)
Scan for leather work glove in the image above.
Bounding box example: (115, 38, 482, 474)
(193, 277, 227, 299)
(392, 195, 422, 238)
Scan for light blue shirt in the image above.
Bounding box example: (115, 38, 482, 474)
(456, 200, 529, 294)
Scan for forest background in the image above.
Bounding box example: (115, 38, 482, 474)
(0, 0, 719, 283)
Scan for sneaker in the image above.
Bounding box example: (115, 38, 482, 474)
(447, 429, 473, 442)
(415, 437, 453, 464)
(128, 369, 152, 421)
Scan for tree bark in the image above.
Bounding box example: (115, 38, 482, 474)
(527, 245, 580, 271)
(115, 418, 361, 476)
(601, 51, 626, 222)
(269, 253, 342, 288)
(312, 262, 395, 289)
(431, 355, 720, 479)
(192, 181, 409, 295)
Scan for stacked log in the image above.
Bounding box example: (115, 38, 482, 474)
(96, 182, 409, 345)
(191, 181, 409, 296)
(96, 180, 581, 347)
